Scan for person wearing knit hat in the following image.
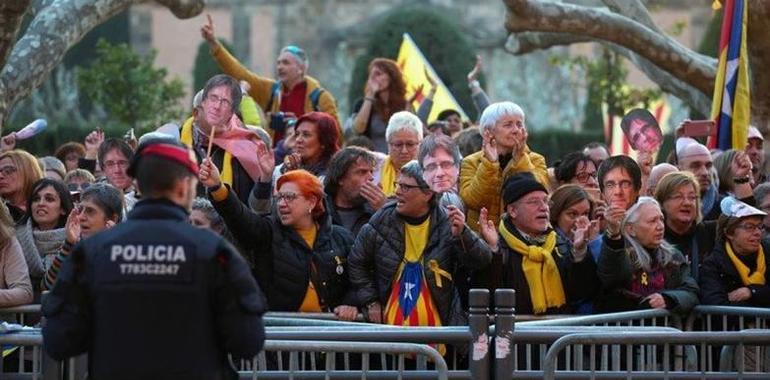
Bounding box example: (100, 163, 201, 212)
(701, 196, 770, 308)
(472, 172, 600, 315)
(42, 138, 266, 379)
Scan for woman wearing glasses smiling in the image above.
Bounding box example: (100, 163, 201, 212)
(700, 197, 770, 307)
(200, 157, 360, 321)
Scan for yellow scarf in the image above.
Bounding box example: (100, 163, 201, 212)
(725, 242, 766, 286)
(498, 220, 565, 314)
(181, 117, 234, 186)
(380, 156, 398, 196)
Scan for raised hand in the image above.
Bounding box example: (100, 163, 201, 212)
(467, 54, 483, 83)
(478, 207, 498, 251)
(284, 152, 302, 172)
(572, 216, 591, 254)
(255, 141, 275, 182)
(447, 205, 466, 237)
(731, 151, 753, 180)
(482, 129, 498, 163)
(200, 14, 216, 44)
(604, 204, 626, 238)
(637, 151, 654, 177)
(360, 181, 386, 210)
(365, 74, 381, 98)
(65, 208, 81, 244)
(84, 129, 105, 159)
(0, 132, 16, 153)
(198, 158, 222, 189)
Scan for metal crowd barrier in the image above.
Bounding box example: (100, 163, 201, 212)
(5, 293, 770, 379)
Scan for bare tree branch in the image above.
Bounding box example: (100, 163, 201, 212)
(505, 31, 711, 115)
(504, 0, 716, 96)
(0, 0, 204, 128)
(155, 0, 205, 19)
(600, 0, 663, 34)
(0, 1, 31, 70)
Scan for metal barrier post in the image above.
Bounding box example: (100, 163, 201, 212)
(494, 289, 515, 380)
(468, 289, 490, 379)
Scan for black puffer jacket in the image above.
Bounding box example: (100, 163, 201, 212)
(212, 186, 358, 312)
(700, 240, 770, 307)
(349, 201, 493, 325)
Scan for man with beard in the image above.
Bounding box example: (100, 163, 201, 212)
(323, 147, 383, 236)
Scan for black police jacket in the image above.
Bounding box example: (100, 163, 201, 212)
(212, 185, 359, 312)
(42, 199, 266, 380)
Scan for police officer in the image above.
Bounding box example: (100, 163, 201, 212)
(42, 139, 266, 380)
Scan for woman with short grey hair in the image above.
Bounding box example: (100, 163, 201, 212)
(374, 111, 424, 197)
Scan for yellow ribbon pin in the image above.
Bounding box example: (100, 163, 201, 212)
(428, 259, 452, 288)
(641, 272, 648, 286)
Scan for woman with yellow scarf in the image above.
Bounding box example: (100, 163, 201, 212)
(701, 196, 770, 307)
(480, 172, 599, 315)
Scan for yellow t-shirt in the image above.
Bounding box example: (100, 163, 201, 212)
(380, 157, 398, 196)
(404, 218, 430, 263)
(297, 225, 322, 313)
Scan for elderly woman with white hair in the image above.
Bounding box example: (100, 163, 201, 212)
(597, 196, 699, 313)
(375, 111, 424, 196)
(459, 101, 548, 233)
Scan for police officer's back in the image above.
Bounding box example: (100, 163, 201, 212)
(42, 139, 266, 380)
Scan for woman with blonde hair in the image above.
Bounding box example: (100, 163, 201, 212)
(0, 201, 32, 307)
(598, 196, 699, 313)
(654, 171, 716, 280)
(0, 150, 44, 223)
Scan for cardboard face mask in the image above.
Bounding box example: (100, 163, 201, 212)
(621, 109, 663, 153)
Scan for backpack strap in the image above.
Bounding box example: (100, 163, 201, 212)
(266, 82, 281, 111)
(309, 87, 325, 111)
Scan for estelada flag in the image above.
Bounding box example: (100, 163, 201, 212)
(396, 33, 468, 123)
(708, 0, 750, 151)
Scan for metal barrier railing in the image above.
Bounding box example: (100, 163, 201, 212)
(539, 329, 770, 379)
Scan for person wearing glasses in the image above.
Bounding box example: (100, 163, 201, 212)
(554, 151, 600, 191)
(41, 183, 123, 291)
(459, 102, 548, 236)
(182, 74, 269, 205)
(597, 196, 698, 313)
(201, 15, 340, 145)
(350, 161, 492, 331)
(700, 197, 770, 307)
(200, 150, 360, 320)
(753, 183, 770, 238)
(477, 173, 598, 314)
(0, 150, 44, 223)
(95, 138, 137, 214)
(374, 111, 424, 197)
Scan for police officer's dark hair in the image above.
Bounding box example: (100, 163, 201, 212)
(26, 178, 74, 229)
(81, 183, 124, 222)
(201, 74, 242, 114)
(417, 134, 462, 168)
(555, 151, 594, 184)
(134, 155, 194, 198)
(323, 147, 376, 198)
(97, 138, 134, 167)
(597, 155, 642, 193)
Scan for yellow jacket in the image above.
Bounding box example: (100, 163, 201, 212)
(459, 147, 549, 234)
(210, 43, 340, 140)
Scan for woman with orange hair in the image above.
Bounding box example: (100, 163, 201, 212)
(200, 156, 359, 320)
(347, 58, 436, 153)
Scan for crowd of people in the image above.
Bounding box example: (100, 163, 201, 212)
(1, 18, 769, 365)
